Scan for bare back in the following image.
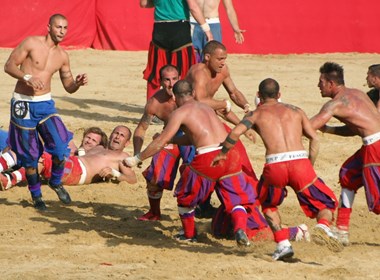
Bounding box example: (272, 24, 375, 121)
(78, 146, 129, 184)
(250, 102, 309, 155)
(175, 100, 228, 147)
(9, 36, 68, 96)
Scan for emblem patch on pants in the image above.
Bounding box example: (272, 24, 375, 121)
(12, 100, 30, 119)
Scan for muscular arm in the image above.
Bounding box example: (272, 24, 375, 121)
(301, 110, 319, 165)
(133, 110, 154, 154)
(211, 116, 253, 165)
(222, 66, 249, 109)
(4, 38, 44, 91)
(4, 41, 29, 80)
(140, 111, 183, 161)
(60, 54, 88, 94)
(309, 101, 335, 131)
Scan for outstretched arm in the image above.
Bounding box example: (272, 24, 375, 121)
(211, 118, 253, 166)
(133, 109, 154, 154)
(222, 0, 246, 44)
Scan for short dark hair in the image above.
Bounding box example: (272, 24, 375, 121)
(368, 64, 380, 77)
(258, 78, 280, 99)
(203, 40, 226, 56)
(173, 80, 193, 97)
(159, 64, 179, 80)
(49, 14, 67, 25)
(83, 127, 108, 148)
(319, 62, 345, 85)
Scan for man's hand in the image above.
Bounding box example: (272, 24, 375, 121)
(75, 73, 88, 86)
(123, 154, 142, 167)
(211, 152, 227, 167)
(25, 76, 45, 91)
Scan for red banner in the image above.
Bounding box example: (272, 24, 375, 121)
(0, 0, 379, 54)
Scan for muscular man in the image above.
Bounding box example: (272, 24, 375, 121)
(125, 80, 258, 247)
(186, 40, 257, 215)
(133, 65, 195, 221)
(366, 64, 380, 110)
(191, 0, 245, 61)
(310, 62, 380, 246)
(141, 0, 213, 100)
(4, 14, 88, 210)
(1, 125, 136, 191)
(212, 78, 342, 261)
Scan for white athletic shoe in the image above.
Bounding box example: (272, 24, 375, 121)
(311, 224, 344, 252)
(295, 224, 311, 242)
(337, 229, 350, 246)
(272, 244, 294, 261)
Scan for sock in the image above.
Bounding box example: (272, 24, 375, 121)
(178, 206, 196, 238)
(0, 152, 16, 172)
(180, 214, 196, 238)
(147, 190, 162, 216)
(11, 168, 26, 185)
(148, 197, 161, 216)
(273, 228, 289, 243)
(336, 207, 352, 231)
(317, 218, 330, 227)
(288, 227, 299, 240)
(26, 172, 42, 198)
(49, 158, 65, 186)
(231, 206, 247, 233)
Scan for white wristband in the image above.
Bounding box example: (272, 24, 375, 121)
(225, 100, 232, 113)
(243, 103, 251, 113)
(200, 22, 210, 32)
(124, 153, 142, 167)
(111, 168, 121, 179)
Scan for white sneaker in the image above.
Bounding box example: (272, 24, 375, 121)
(337, 229, 350, 246)
(295, 224, 311, 242)
(311, 224, 344, 252)
(272, 244, 294, 261)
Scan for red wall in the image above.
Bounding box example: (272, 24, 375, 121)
(0, 0, 379, 54)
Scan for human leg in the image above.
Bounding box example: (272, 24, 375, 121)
(38, 116, 72, 204)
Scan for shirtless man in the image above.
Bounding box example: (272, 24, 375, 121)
(4, 14, 88, 210)
(186, 40, 257, 215)
(0, 126, 107, 190)
(191, 0, 245, 61)
(125, 80, 257, 247)
(186, 40, 251, 124)
(310, 62, 380, 246)
(0, 125, 136, 191)
(133, 65, 195, 221)
(212, 78, 342, 260)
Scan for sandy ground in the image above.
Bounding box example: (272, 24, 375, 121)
(0, 49, 380, 280)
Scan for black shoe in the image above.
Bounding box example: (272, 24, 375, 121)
(235, 229, 250, 247)
(32, 196, 47, 211)
(48, 182, 71, 204)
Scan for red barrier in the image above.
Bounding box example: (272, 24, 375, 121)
(0, 0, 379, 54)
